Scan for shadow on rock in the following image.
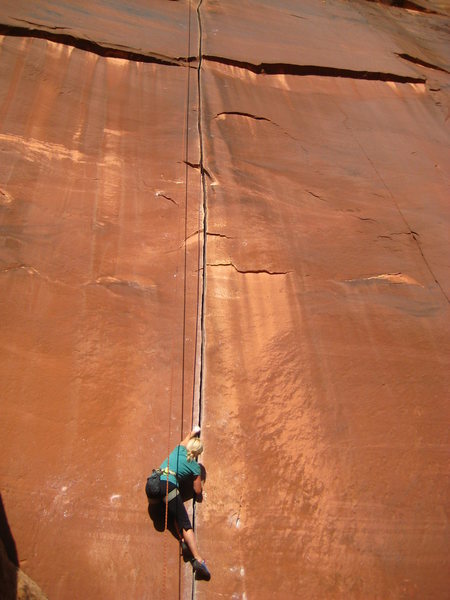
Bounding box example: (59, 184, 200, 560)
(0, 493, 48, 600)
(0, 493, 18, 600)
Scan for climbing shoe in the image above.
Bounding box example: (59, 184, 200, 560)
(192, 559, 211, 581)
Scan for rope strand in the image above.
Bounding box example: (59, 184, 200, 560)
(163, 1, 195, 598)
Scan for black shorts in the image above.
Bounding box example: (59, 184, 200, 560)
(160, 479, 192, 532)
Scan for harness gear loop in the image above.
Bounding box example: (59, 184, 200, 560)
(160, 467, 177, 478)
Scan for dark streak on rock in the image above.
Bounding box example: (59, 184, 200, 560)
(215, 112, 301, 142)
(184, 160, 201, 169)
(15, 18, 69, 30)
(396, 53, 449, 74)
(204, 55, 426, 84)
(364, 0, 442, 15)
(207, 262, 291, 275)
(0, 23, 197, 66)
(183, 160, 213, 180)
(156, 193, 178, 206)
(214, 111, 271, 122)
(185, 230, 200, 241)
(379, 230, 420, 239)
(1, 23, 428, 84)
(207, 232, 234, 239)
(306, 190, 325, 201)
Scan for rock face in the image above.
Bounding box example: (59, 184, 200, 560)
(0, 1, 449, 599)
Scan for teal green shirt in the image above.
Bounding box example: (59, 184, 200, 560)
(160, 445, 201, 487)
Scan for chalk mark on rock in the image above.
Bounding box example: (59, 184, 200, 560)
(345, 272, 424, 286)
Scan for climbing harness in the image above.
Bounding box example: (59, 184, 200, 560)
(146, 468, 180, 504)
(164, 488, 180, 503)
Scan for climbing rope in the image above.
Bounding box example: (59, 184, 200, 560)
(161, 0, 200, 597)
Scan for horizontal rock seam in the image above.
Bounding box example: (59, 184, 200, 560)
(396, 53, 449, 74)
(0, 24, 428, 83)
(0, 23, 195, 66)
(364, 0, 442, 16)
(204, 55, 426, 84)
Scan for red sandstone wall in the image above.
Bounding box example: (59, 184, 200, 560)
(0, 1, 449, 599)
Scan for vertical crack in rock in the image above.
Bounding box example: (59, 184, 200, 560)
(192, 1, 206, 598)
(196, 0, 207, 444)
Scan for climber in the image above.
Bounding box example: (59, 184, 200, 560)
(146, 426, 210, 581)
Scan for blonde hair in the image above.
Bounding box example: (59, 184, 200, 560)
(186, 438, 203, 462)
